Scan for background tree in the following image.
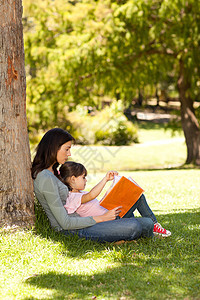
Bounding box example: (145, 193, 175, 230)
(105, 0, 200, 164)
(0, 0, 35, 227)
(23, 0, 200, 164)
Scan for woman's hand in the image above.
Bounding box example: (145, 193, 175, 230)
(93, 206, 122, 223)
(105, 171, 118, 181)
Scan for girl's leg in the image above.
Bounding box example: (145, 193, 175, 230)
(123, 194, 171, 237)
(61, 217, 153, 242)
(123, 194, 157, 223)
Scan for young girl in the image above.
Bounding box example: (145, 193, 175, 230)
(60, 161, 115, 217)
(60, 161, 171, 237)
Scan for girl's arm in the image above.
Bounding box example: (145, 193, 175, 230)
(35, 171, 121, 229)
(81, 171, 118, 203)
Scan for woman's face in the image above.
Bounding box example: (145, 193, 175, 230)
(57, 141, 72, 165)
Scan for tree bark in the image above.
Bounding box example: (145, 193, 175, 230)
(0, 0, 35, 227)
(178, 60, 200, 166)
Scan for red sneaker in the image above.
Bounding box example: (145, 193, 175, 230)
(153, 222, 171, 237)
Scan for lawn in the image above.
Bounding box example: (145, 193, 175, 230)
(1, 125, 200, 300)
(70, 123, 186, 173)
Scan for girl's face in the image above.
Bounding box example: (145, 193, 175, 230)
(57, 141, 72, 165)
(73, 173, 87, 191)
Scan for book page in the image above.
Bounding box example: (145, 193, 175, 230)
(128, 176, 142, 188)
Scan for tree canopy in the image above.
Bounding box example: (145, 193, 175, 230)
(23, 0, 200, 163)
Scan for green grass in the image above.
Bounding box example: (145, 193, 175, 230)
(1, 125, 199, 299)
(30, 122, 186, 172)
(70, 125, 186, 172)
(138, 125, 182, 143)
(0, 169, 200, 300)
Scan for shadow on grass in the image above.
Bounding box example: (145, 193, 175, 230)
(136, 121, 169, 130)
(25, 207, 200, 299)
(23, 262, 199, 300)
(34, 200, 200, 257)
(26, 205, 200, 299)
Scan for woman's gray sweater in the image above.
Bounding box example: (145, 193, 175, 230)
(34, 169, 96, 231)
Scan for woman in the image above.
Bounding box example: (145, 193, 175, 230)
(31, 128, 171, 242)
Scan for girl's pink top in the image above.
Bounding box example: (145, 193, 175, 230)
(64, 191, 107, 217)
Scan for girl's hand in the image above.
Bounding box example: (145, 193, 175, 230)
(105, 171, 118, 181)
(93, 206, 122, 223)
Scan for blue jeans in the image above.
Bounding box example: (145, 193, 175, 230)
(123, 194, 157, 222)
(61, 194, 156, 242)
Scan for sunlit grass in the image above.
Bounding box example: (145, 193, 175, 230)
(86, 169, 200, 215)
(71, 140, 186, 172)
(30, 122, 186, 171)
(0, 169, 200, 300)
(70, 125, 186, 172)
(2, 125, 199, 299)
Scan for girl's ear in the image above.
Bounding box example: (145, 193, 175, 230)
(71, 175, 76, 183)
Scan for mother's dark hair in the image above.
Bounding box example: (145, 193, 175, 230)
(31, 128, 75, 179)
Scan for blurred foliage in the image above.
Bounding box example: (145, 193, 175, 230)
(67, 100, 138, 145)
(23, 0, 200, 141)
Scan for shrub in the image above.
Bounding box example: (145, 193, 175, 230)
(68, 100, 138, 145)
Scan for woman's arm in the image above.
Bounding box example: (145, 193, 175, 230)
(93, 206, 122, 223)
(35, 171, 96, 230)
(35, 170, 122, 230)
(81, 171, 118, 203)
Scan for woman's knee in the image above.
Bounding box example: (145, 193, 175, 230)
(138, 217, 154, 237)
(146, 217, 154, 230)
(147, 218, 154, 234)
(126, 220, 142, 240)
(102, 219, 143, 241)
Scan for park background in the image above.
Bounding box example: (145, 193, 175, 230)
(1, 0, 200, 299)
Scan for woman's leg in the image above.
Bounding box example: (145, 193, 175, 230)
(135, 217, 154, 238)
(61, 217, 153, 242)
(123, 194, 157, 223)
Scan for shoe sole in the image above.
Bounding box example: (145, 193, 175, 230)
(153, 232, 171, 237)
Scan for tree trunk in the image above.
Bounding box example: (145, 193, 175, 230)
(178, 60, 200, 166)
(0, 0, 35, 227)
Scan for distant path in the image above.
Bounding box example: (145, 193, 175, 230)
(136, 111, 172, 123)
